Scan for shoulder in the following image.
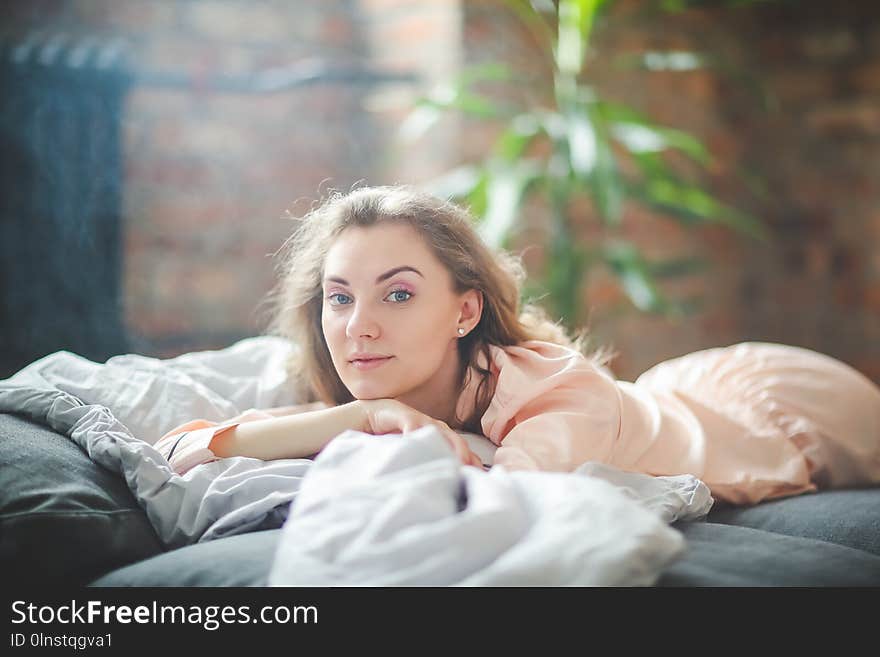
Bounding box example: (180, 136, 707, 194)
(476, 340, 621, 446)
(487, 340, 603, 377)
(456, 340, 617, 433)
(485, 340, 614, 404)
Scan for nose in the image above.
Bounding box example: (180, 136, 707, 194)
(345, 303, 381, 340)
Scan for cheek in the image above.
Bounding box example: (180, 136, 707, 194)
(395, 307, 447, 345)
(321, 312, 346, 359)
(394, 309, 455, 368)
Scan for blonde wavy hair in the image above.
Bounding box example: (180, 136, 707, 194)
(261, 185, 610, 433)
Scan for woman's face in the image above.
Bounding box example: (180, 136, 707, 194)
(321, 222, 476, 401)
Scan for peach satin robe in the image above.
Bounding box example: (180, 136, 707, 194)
(460, 341, 880, 504)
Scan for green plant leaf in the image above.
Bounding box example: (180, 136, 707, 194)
(565, 109, 598, 176)
(602, 242, 706, 317)
(545, 235, 587, 323)
(503, 0, 557, 52)
(599, 101, 711, 164)
(556, 99, 623, 224)
(457, 62, 516, 86)
(611, 122, 710, 165)
(478, 159, 543, 248)
(637, 178, 768, 239)
(591, 118, 624, 226)
(398, 94, 509, 141)
(398, 103, 441, 142)
(602, 242, 664, 312)
(495, 113, 545, 161)
(556, 0, 606, 75)
(617, 267, 661, 312)
(421, 165, 484, 201)
(538, 109, 568, 142)
(397, 64, 519, 141)
(465, 171, 490, 220)
(406, 0, 772, 325)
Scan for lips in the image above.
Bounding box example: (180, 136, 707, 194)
(349, 355, 393, 371)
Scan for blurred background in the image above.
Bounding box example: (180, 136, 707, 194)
(1, 0, 878, 385)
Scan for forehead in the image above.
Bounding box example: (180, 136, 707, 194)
(324, 223, 443, 274)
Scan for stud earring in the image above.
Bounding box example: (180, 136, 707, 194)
(457, 327, 466, 336)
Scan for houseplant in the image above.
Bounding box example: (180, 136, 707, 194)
(401, 0, 768, 333)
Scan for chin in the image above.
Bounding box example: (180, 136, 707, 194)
(344, 379, 399, 400)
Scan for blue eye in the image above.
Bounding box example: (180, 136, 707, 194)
(327, 290, 413, 306)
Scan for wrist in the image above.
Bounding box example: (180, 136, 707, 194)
(351, 399, 372, 433)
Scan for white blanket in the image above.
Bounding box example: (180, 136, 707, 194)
(0, 337, 713, 586)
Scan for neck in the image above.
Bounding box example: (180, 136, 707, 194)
(395, 342, 463, 428)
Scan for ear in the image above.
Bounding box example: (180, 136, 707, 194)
(457, 289, 483, 330)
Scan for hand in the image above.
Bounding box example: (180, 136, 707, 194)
(358, 399, 484, 468)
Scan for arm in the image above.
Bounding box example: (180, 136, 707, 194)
(158, 403, 328, 436)
(210, 401, 365, 461)
(259, 401, 329, 417)
(225, 401, 329, 423)
(156, 398, 481, 475)
(155, 401, 363, 473)
(216, 399, 482, 465)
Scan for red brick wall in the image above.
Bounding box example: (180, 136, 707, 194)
(2, 0, 460, 359)
(119, 0, 460, 357)
(3, 0, 878, 386)
(114, 1, 384, 356)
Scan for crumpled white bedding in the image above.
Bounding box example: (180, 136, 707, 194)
(0, 336, 713, 586)
(270, 428, 712, 586)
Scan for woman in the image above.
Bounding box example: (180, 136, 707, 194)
(155, 186, 880, 505)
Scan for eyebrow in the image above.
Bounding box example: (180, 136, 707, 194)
(324, 265, 424, 286)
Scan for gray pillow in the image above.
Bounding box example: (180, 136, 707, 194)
(0, 412, 164, 587)
(93, 521, 880, 587)
(90, 529, 281, 587)
(707, 488, 880, 556)
(660, 521, 880, 586)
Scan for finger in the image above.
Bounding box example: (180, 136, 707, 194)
(442, 428, 471, 463)
(438, 426, 463, 457)
(456, 439, 482, 468)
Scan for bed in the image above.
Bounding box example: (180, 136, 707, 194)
(2, 337, 879, 587)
